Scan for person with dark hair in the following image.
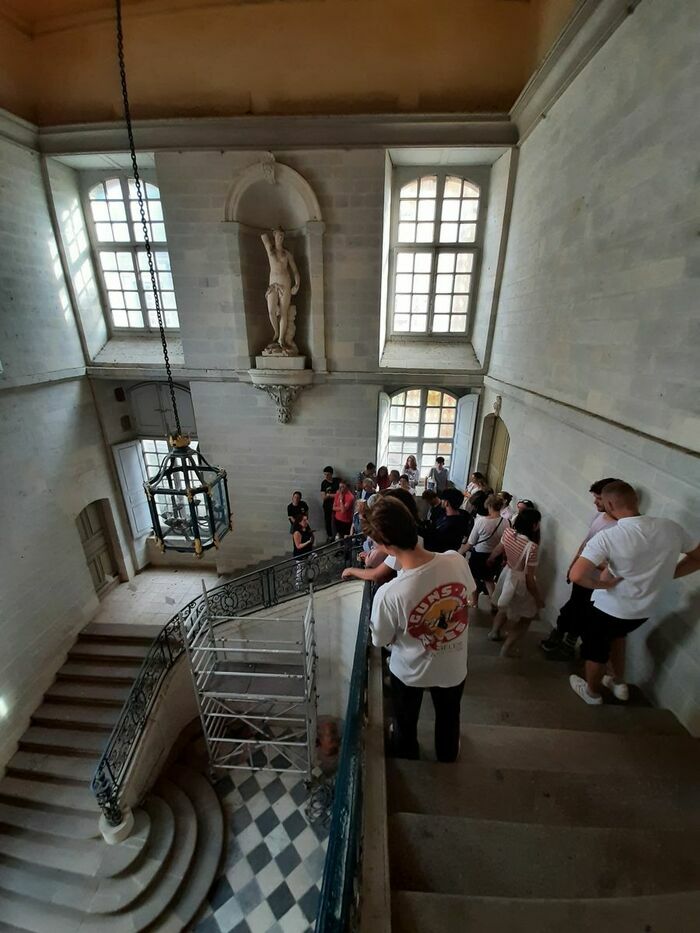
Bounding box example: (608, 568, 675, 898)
(466, 472, 491, 497)
(426, 456, 450, 494)
(398, 474, 413, 494)
(388, 469, 401, 489)
(516, 498, 536, 513)
(367, 496, 476, 762)
(487, 508, 545, 656)
(568, 481, 700, 705)
(466, 489, 490, 518)
(426, 488, 471, 553)
(462, 494, 506, 604)
(356, 462, 377, 492)
(287, 491, 308, 535)
(540, 478, 621, 660)
(320, 466, 340, 543)
(376, 465, 391, 490)
(332, 480, 355, 538)
(420, 489, 445, 532)
(341, 487, 421, 586)
(292, 513, 314, 588)
(500, 492, 515, 523)
(403, 455, 420, 489)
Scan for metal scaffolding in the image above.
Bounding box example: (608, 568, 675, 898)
(179, 583, 318, 779)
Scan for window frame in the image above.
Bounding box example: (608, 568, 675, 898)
(387, 165, 490, 342)
(80, 170, 179, 336)
(384, 386, 459, 476)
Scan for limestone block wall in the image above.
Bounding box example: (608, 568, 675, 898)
(0, 137, 134, 772)
(482, 0, 700, 731)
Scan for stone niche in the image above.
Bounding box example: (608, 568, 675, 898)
(224, 158, 326, 421)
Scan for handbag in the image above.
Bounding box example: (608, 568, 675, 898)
(497, 540, 532, 608)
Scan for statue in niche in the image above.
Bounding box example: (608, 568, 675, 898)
(261, 227, 300, 356)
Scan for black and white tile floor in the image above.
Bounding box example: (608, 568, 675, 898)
(195, 764, 330, 933)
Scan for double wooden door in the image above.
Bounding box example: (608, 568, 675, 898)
(486, 417, 510, 493)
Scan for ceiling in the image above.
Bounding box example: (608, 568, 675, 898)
(2, 1, 218, 35)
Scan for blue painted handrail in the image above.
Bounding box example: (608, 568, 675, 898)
(315, 580, 374, 932)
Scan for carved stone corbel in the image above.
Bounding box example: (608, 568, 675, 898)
(254, 383, 304, 423)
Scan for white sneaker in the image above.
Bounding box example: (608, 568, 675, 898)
(602, 675, 629, 701)
(569, 674, 602, 705)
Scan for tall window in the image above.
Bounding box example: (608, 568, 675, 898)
(86, 177, 178, 331)
(390, 172, 482, 336)
(386, 388, 457, 474)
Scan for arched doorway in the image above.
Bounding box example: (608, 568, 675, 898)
(76, 500, 120, 598)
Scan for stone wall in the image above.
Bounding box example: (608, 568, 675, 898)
(0, 137, 133, 770)
(482, 0, 700, 731)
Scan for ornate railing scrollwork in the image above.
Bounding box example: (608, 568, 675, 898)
(91, 536, 363, 826)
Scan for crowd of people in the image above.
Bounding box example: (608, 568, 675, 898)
(284, 461, 700, 762)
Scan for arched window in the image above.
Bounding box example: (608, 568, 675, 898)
(86, 177, 178, 331)
(390, 172, 481, 336)
(386, 387, 458, 474)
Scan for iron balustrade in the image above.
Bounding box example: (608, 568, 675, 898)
(91, 536, 363, 826)
(315, 581, 374, 933)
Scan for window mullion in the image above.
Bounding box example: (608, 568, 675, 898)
(133, 247, 151, 330)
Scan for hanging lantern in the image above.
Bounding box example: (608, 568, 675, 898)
(145, 435, 231, 556)
(115, 0, 232, 557)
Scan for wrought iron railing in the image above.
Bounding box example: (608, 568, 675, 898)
(91, 536, 363, 826)
(315, 581, 374, 933)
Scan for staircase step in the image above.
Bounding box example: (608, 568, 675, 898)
(461, 670, 633, 702)
(386, 760, 699, 829)
(389, 814, 700, 897)
(0, 776, 98, 813)
(0, 891, 80, 933)
(0, 801, 100, 839)
(392, 890, 700, 933)
(0, 808, 150, 878)
(69, 640, 149, 662)
(20, 726, 108, 757)
(45, 680, 131, 706)
(80, 621, 162, 642)
(56, 662, 140, 684)
(31, 703, 118, 731)
(417, 723, 700, 779)
(6, 751, 95, 785)
(150, 767, 224, 931)
(420, 695, 686, 735)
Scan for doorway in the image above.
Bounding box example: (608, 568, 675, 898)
(76, 501, 119, 598)
(486, 417, 510, 492)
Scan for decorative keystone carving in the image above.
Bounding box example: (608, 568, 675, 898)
(255, 383, 304, 423)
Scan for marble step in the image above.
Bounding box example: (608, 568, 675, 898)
(6, 750, 96, 785)
(416, 723, 700, 779)
(56, 662, 139, 685)
(459, 670, 641, 702)
(31, 703, 118, 731)
(416, 694, 686, 735)
(0, 797, 174, 915)
(392, 890, 700, 933)
(0, 776, 99, 813)
(149, 767, 224, 932)
(80, 621, 162, 642)
(389, 814, 700, 897)
(69, 640, 150, 662)
(45, 680, 131, 706)
(386, 760, 699, 829)
(0, 801, 100, 839)
(0, 808, 150, 878)
(20, 727, 108, 757)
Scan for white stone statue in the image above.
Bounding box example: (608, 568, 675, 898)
(261, 227, 300, 356)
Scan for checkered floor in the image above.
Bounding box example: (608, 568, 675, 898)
(194, 764, 330, 933)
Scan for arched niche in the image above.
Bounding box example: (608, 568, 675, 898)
(223, 159, 326, 372)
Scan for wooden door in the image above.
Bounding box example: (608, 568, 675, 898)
(486, 418, 510, 492)
(77, 502, 118, 597)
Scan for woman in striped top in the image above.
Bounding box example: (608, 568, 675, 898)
(487, 509, 545, 657)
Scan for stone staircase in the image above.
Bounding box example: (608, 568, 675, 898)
(0, 622, 224, 932)
(386, 609, 700, 932)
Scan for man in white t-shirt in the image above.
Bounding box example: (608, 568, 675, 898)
(540, 477, 620, 660)
(568, 481, 700, 706)
(367, 496, 476, 762)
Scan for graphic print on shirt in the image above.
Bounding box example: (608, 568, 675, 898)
(407, 582, 470, 651)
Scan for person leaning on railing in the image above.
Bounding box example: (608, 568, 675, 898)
(363, 495, 477, 763)
(341, 488, 422, 587)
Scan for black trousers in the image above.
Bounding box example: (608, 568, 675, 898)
(323, 500, 334, 537)
(554, 582, 592, 638)
(390, 672, 465, 763)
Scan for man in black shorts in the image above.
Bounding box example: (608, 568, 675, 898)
(568, 481, 700, 705)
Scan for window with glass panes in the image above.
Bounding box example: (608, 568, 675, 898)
(140, 438, 208, 537)
(390, 172, 481, 336)
(86, 177, 178, 331)
(386, 389, 457, 475)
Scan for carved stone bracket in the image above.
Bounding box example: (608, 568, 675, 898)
(254, 383, 304, 423)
